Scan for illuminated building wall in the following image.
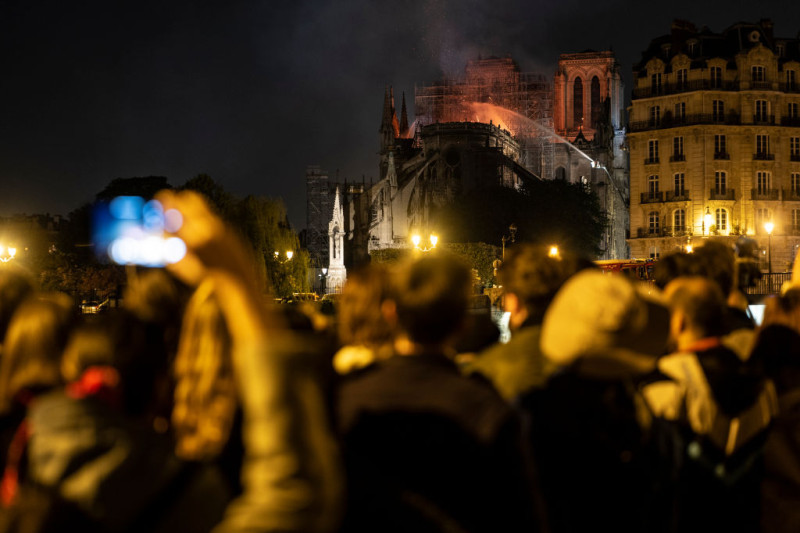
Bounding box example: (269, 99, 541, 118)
(628, 19, 800, 271)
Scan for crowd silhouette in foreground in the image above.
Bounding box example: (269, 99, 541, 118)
(0, 189, 799, 532)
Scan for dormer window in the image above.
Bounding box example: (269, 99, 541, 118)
(777, 43, 786, 57)
(687, 39, 698, 56)
(651, 72, 663, 94)
(752, 65, 766, 82)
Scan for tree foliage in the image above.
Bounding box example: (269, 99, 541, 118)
(433, 181, 607, 258)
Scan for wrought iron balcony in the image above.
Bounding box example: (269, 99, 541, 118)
(751, 188, 780, 200)
(714, 151, 730, 160)
(669, 154, 686, 162)
(665, 191, 690, 202)
(752, 114, 776, 125)
(753, 152, 775, 160)
(640, 192, 664, 204)
(710, 188, 735, 200)
(644, 157, 660, 165)
(781, 116, 800, 127)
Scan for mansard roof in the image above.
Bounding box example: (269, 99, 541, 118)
(633, 19, 800, 74)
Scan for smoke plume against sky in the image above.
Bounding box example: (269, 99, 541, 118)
(2, 0, 799, 227)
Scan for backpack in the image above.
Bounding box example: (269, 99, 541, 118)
(645, 375, 778, 533)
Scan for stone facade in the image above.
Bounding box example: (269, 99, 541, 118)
(552, 51, 629, 259)
(628, 19, 800, 271)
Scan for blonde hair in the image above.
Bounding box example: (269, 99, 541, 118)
(171, 280, 237, 461)
(0, 292, 75, 412)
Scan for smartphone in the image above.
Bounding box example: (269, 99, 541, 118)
(92, 196, 186, 267)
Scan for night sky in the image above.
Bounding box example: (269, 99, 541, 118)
(2, 0, 799, 228)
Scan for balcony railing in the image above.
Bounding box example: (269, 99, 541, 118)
(749, 80, 774, 90)
(632, 79, 738, 99)
(753, 152, 775, 160)
(629, 112, 741, 132)
(714, 151, 730, 160)
(781, 116, 800, 127)
(669, 154, 686, 162)
(781, 83, 800, 94)
(752, 114, 776, 125)
(644, 157, 659, 165)
(791, 154, 800, 162)
(662, 225, 691, 237)
(785, 189, 800, 201)
(640, 192, 664, 203)
(710, 188, 735, 200)
(665, 191, 690, 202)
(751, 188, 780, 200)
(636, 227, 665, 238)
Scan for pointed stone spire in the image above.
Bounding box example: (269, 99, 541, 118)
(390, 87, 400, 138)
(332, 185, 341, 220)
(380, 86, 393, 133)
(399, 92, 409, 137)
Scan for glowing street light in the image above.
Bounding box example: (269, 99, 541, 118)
(274, 250, 294, 263)
(765, 221, 774, 286)
(0, 245, 17, 263)
(411, 233, 438, 252)
(548, 245, 560, 258)
(685, 243, 694, 254)
(703, 207, 713, 236)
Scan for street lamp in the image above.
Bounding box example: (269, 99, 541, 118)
(319, 267, 328, 294)
(765, 221, 774, 291)
(274, 250, 293, 263)
(0, 245, 17, 263)
(501, 223, 517, 261)
(703, 207, 713, 236)
(548, 245, 560, 258)
(411, 233, 438, 252)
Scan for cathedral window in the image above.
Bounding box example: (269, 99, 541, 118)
(573, 77, 584, 127)
(590, 76, 601, 128)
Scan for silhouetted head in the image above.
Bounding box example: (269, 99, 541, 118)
(338, 263, 394, 349)
(392, 253, 472, 346)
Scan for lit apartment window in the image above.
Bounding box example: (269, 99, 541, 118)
(649, 106, 661, 126)
(649, 211, 660, 234)
(752, 65, 766, 82)
(712, 100, 725, 122)
(648, 175, 659, 197)
(757, 171, 771, 194)
(710, 66, 722, 88)
(756, 135, 770, 157)
(674, 102, 686, 121)
(791, 137, 800, 158)
(793, 173, 800, 195)
(715, 171, 727, 195)
(715, 208, 728, 231)
(651, 73, 662, 94)
(673, 136, 684, 159)
(674, 209, 685, 230)
(755, 100, 769, 122)
(648, 140, 659, 162)
(676, 69, 688, 90)
(714, 134, 727, 157)
(674, 173, 685, 196)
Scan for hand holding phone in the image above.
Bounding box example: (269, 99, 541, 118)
(92, 196, 186, 267)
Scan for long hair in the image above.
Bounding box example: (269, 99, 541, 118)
(171, 280, 237, 461)
(0, 292, 76, 413)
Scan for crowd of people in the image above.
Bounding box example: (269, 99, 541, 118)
(0, 189, 799, 532)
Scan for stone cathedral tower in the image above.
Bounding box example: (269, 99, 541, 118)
(326, 186, 347, 293)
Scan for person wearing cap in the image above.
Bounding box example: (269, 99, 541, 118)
(525, 269, 670, 533)
(463, 245, 588, 402)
